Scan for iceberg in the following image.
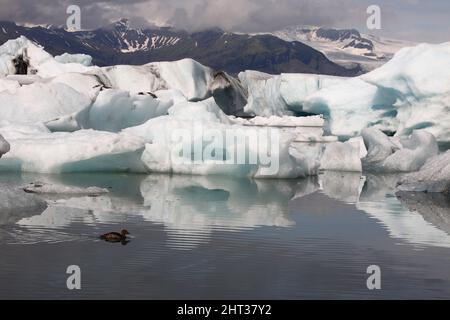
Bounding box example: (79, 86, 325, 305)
(87, 89, 174, 132)
(0, 125, 147, 173)
(54, 53, 93, 66)
(238, 42, 450, 144)
(397, 151, 450, 193)
(99, 58, 213, 101)
(125, 98, 320, 178)
(0, 81, 92, 125)
(362, 128, 438, 172)
(320, 140, 363, 172)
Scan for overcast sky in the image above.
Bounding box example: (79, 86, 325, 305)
(0, 0, 449, 42)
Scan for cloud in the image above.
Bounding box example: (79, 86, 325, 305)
(0, 0, 448, 42)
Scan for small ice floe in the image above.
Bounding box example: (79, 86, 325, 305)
(23, 182, 109, 196)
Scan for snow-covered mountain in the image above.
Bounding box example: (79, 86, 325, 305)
(0, 19, 361, 76)
(72, 19, 183, 54)
(268, 25, 416, 71)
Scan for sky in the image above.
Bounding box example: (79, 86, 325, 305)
(0, 0, 449, 42)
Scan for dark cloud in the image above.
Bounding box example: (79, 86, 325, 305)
(0, 0, 448, 42)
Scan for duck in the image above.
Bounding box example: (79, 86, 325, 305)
(100, 229, 130, 243)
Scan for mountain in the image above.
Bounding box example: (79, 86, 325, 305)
(268, 25, 415, 71)
(0, 19, 361, 76)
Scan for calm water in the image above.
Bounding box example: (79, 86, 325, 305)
(0, 172, 449, 299)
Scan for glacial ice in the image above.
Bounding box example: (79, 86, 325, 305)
(125, 98, 319, 178)
(240, 42, 450, 144)
(0, 126, 147, 173)
(54, 53, 93, 66)
(320, 140, 363, 172)
(87, 89, 174, 132)
(100, 58, 213, 100)
(362, 128, 438, 172)
(397, 151, 450, 193)
(0, 82, 92, 125)
(0, 36, 449, 177)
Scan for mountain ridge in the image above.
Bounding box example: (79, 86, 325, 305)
(0, 19, 362, 76)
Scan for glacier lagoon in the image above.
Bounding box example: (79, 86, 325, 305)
(1, 35, 450, 300)
(0, 172, 450, 299)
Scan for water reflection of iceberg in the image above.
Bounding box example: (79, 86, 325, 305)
(311, 172, 450, 248)
(396, 192, 450, 236)
(141, 176, 303, 226)
(357, 174, 450, 248)
(11, 174, 318, 247)
(0, 185, 47, 225)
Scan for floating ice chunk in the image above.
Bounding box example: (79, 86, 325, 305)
(279, 73, 345, 112)
(209, 71, 247, 115)
(48, 72, 103, 101)
(0, 127, 147, 173)
(362, 42, 450, 143)
(239, 71, 291, 116)
(362, 128, 438, 172)
(0, 82, 92, 125)
(397, 151, 450, 193)
(54, 53, 93, 66)
(363, 42, 450, 99)
(0, 36, 53, 76)
(362, 128, 400, 165)
(0, 185, 48, 225)
(0, 77, 20, 93)
(303, 78, 390, 137)
(233, 115, 324, 127)
(87, 89, 173, 132)
(101, 58, 213, 100)
(125, 98, 319, 178)
(23, 182, 109, 196)
(320, 141, 363, 172)
(348, 136, 368, 159)
(0, 134, 10, 158)
(156, 58, 213, 101)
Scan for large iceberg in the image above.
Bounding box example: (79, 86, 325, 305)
(240, 42, 450, 144)
(0, 35, 448, 178)
(124, 98, 320, 178)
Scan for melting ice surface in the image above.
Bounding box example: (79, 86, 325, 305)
(0, 172, 449, 299)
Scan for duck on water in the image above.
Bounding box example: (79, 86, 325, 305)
(100, 230, 130, 245)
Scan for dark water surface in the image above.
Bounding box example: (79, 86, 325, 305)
(0, 172, 449, 299)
